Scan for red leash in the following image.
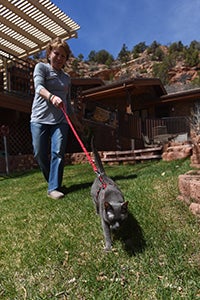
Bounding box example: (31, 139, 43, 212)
(60, 105, 98, 174)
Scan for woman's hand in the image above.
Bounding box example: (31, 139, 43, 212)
(50, 95, 63, 108)
(39, 89, 63, 108)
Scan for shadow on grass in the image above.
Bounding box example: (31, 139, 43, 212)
(113, 212, 146, 256)
(0, 169, 40, 180)
(66, 181, 93, 194)
(66, 173, 138, 195)
(111, 173, 137, 181)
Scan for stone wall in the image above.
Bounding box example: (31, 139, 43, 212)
(190, 132, 200, 168)
(178, 170, 200, 216)
(162, 141, 192, 161)
(0, 152, 89, 174)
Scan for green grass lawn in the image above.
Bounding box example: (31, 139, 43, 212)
(0, 158, 200, 299)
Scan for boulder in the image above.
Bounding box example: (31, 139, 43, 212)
(178, 171, 200, 216)
(162, 143, 192, 161)
(189, 203, 200, 216)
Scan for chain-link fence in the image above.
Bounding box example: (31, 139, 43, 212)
(0, 120, 32, 156)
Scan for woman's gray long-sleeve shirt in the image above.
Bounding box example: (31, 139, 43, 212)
(30, 62, 73, 124)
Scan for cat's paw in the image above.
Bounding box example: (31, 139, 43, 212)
(104, 246, 112, 252)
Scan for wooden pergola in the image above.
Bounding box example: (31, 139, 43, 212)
(0, 0, 80, 61)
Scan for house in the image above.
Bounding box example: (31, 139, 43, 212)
(80, 79, 198, 150)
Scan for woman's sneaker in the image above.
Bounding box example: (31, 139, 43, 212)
(48, 190, 64, 199)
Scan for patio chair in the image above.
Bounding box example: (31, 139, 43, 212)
(142, 133, 161, 148)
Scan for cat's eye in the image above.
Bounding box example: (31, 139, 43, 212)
(107, 211, 114, 220)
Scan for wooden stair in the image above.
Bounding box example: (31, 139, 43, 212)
(101, 147, 163, 163)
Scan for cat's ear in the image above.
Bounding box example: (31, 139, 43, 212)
(104, 201, 111, 210)
(121, 201, 128, 211)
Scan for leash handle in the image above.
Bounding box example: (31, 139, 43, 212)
(60, 104, 98, 174)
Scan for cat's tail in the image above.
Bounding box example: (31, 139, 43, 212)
(91, 136, 105, 175)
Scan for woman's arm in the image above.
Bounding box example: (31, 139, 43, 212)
(39, 88, 63, 107)
(34, 63, 63, 107)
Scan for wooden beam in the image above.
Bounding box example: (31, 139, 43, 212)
(0, 93, 32, 113)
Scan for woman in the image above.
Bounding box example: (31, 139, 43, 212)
(30, 37, 81, 199)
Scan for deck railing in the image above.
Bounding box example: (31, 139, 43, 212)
(0, 52, 35, 96)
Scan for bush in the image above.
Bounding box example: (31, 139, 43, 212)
(132, 42, 147, 59)
(117, 43, 131, 63)
(153, 55, 176, 84)
(88, 49, 114, 65)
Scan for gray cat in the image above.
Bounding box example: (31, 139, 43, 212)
(91, 139, 128, 251)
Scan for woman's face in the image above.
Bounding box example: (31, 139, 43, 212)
(49, 46, 67, 70)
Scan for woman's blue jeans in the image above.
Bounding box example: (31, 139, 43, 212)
(30, 122, 69, 192)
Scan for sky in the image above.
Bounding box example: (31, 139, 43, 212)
(52, 0, 200, 60)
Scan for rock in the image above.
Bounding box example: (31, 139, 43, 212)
(66, 47, 200, 89)
(162, 144, 192, 161)
(178, 171, 200, 216)
(189, 203, 200, 215)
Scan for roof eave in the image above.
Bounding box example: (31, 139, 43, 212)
(161, 88, 200, 103)
(81, 78, 167, 101)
